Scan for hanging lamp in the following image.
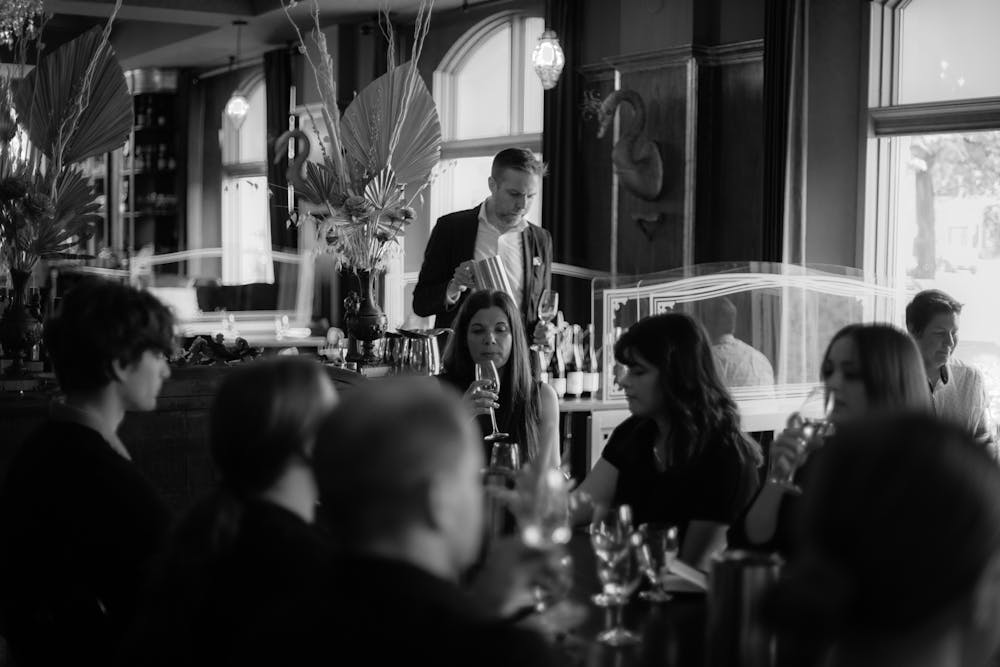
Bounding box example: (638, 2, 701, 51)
(531, 29, 565, 90)
(225, 20, 250, 124)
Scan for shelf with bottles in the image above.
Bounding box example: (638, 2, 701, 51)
(122, 140, 178, 175)
(542, 315, 602, 400)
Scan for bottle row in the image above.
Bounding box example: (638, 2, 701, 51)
(124, 142, 177, 173)
(540, 317, 601, 399)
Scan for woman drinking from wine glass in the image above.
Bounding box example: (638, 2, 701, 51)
(764, 413, 1000, 667)
(440, 289, 560, 469)
(571, 312, 763, 571)
(729, 323, 930, 556)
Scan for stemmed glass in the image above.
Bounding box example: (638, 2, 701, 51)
(768, 386, 836, 494)
(637, 523, 679, 603)
(530, 290, 559, 354)
(594, 531, 643, 646)
(475, 359, 509, 442)
(589, 506, 633, 608)
(537, 289, 559, 326)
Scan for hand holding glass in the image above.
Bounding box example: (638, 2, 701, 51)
(768, 387, 836, 493)
(475, 360, 509, 442)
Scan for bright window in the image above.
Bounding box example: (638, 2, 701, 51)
(221, 77, 273, 284)
(430, 12, 545, 229)
(866, 0, 1000, 425)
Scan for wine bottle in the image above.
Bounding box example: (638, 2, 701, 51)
(566, 324, 584, 397)
(547, 328, 566, 398)
(582, 323, 600, 398)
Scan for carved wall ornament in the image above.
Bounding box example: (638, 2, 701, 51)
(583, 88, 664, 201)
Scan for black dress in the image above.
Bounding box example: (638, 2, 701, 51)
(0, 420, 171, 667)
(601, 416, 760, 533)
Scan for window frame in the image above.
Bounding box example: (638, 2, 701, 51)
(428, 11, 544, 230)
(864, 0, 1000, 304)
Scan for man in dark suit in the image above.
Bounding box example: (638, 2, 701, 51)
(413, 147, 552, 338)
(311, 378, 557, 666)
(0, 278, 174, 667)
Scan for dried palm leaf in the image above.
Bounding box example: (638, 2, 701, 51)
(341, 61, 441, 187)
(13, 25, 132, 167)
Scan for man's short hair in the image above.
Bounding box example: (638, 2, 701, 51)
(702, 297, 737, 339)
(905, 289, 963, 335)
(313, 378, 472, 544)
(43, 278, 175, 394)
(491, 147, 548, 180)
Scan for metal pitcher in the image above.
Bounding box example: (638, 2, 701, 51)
(398, 328, 452, 376)
(382, 332, 409, 373)
(470, 256, 515, 301)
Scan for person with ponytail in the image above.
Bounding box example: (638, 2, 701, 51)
(122, 356, 338, 666)
(729, 323, 931, 556)
(764, 413, 1000, 667)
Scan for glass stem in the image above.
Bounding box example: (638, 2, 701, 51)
(612, 601, 625, 630)
(489, 406, 500, 435)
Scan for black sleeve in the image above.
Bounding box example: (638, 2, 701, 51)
(600, 416, 642, 470)
(413, 217, 460, 318)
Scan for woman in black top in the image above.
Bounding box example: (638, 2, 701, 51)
(439, 289, 559, 468)
(728, 323, 930, 556)
(123, 356, 338, 666)
(572, 312, 762, 569)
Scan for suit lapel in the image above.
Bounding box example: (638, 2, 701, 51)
(521, 227, 535, 322)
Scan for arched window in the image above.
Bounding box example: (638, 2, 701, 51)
(430, 12, 545, 227)
(221, 73, 273, 284)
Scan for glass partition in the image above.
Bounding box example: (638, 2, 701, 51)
(592, 262, 910, 405)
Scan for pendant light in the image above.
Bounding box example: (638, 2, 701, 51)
(225, 20, 250, 124)
(531, 29, 565, 90)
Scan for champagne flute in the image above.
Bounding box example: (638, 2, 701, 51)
(475, 359, 509, 442)
(637, 523, 679, 603)
(768, 387, 836, 494)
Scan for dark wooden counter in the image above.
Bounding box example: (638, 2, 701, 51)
(0, 364, 365, 513)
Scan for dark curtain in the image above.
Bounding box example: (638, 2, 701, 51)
(762, 0, 807, 264)
(542, 0, 587, 324)
(265, 48, 294, 252)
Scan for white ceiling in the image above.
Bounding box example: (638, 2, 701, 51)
(43, 0, 481, 71)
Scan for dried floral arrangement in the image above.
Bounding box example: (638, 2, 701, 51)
(0, 0, 132, 273)
(275, 0, 442, 275)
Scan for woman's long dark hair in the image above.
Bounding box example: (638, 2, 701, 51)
(441, 290, 542, 462)
(615, 312, 762, 466)
(821, 324, 931, 412)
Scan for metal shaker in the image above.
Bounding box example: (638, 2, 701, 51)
(705, 550, 783, 667)
(470, 256, 516, 301)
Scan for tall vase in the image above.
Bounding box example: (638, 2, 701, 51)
(344, 269, 388, 365)
(0, 269, 44, 377)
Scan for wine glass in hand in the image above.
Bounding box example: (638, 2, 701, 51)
(768, 387, 836, 494)
(476, 360, 509, 442)
(531, 290, 559, 352)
